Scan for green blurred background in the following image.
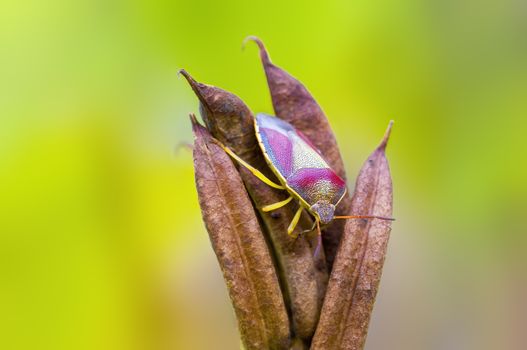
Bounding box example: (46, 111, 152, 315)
(1, 0, 526, 349)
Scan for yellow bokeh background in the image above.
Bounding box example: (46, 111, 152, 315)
(1, 0, 526, 349)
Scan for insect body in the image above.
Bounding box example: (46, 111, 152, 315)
(219, 113, 392, 240)
(256, 114, 347, 226)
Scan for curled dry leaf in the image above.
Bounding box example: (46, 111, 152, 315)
(311, 121, 394, 350)
(191, 115, 290, 350)
(181, 70, 328, 341)
(245, 36, 352, 270)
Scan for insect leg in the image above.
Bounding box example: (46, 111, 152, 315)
(262, 196, 293, 212)
(215, 141, 285, 190)
(313, 219, 322, 258)
(300, 220, 317, 235)
(287, 203, 304, 236)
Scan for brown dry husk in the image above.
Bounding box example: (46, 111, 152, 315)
(183, 37, 394, 350)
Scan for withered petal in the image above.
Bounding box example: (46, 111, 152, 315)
(311, 121, 394, 350)
(244, 37, 352, 270)
(192, 115, 290, 350)
(183, 69, 328, 341)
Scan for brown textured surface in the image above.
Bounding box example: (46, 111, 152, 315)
(181, 70, 328, 340)
(245, 37, 352, 270)
(311, 122, 394, 350)
(192, 115, 290, 350)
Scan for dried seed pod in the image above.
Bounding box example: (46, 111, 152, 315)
(181, 71, 328, 340)
(245, 37, 351, 269)
(192, 115, 290, 350)
(180, 70, 256, 161)
(311, 122, 394, 350)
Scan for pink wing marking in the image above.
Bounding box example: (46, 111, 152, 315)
(288, 168, 346, 204)
(287, 168, 345, 189)
(260, 127, 293, 177)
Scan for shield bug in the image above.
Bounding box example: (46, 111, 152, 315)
(218, 113, 394, 251)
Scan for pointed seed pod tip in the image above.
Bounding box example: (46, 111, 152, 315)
(379, 120, 394, 150)
(243, 36, 271, 64)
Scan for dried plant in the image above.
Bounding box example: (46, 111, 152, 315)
(181, 37, 394, 350)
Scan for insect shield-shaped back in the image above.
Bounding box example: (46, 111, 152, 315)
(254, 113, 347, 225)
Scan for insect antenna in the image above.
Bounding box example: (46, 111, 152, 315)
(333, 215, 395, 221)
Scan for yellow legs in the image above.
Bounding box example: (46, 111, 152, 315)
(217, 141, 303, 236)
(218, 142, 284, 190)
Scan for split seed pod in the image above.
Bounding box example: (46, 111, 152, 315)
(181, 70, 328, 342)
(182, 39, 395, 349)
(245, 36, 352, 269)
(311, 122, 394, 350)
(191, 115, 290, 350)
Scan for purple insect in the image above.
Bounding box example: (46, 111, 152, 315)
(219, 113, 392, 252)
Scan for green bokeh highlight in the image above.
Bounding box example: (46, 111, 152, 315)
(1, 0, 526, 349)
